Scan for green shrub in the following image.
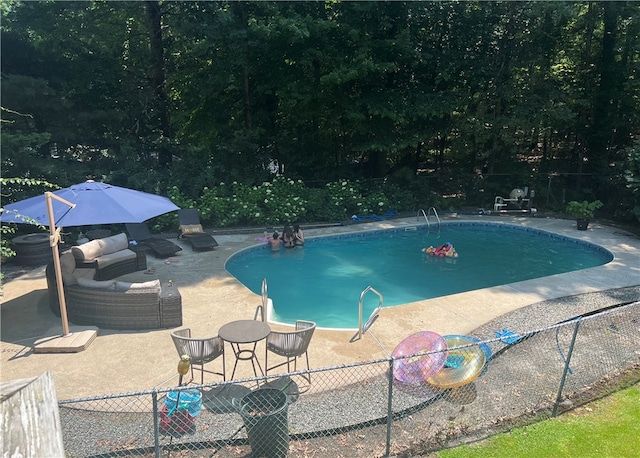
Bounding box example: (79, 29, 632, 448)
(260, 176, 308, 225)
(167, 175, 434, 228)
(0, 177, 57, 261)
(565, 200, 604, 219)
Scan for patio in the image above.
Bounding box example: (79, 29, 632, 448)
(1, 215, 638, 401)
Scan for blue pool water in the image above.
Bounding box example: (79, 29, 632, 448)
(226, 223, 613, 329)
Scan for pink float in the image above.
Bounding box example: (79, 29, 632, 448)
(392, 331, 448, 384)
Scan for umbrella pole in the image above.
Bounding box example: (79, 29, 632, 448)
(45, 192, 75, 337)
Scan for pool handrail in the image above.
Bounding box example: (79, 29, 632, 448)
(254, 278, 268, 321)
(358, 286, 383, 339)
(417, 208, 441, 233)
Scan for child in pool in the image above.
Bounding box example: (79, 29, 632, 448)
(269, 232, 282, 251)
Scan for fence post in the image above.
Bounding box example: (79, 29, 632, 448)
(552, 319, 581, 417)
(152, 390, 160, 458)
(1, 372, 65, 457)
(385, 357, 394, 457)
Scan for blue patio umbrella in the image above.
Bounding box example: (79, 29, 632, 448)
(1, 180, 180, 343)
(1, 180, 180, 227)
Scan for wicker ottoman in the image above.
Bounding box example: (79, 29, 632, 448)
(12, 233, 54, 266)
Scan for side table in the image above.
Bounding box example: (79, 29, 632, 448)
(128, 243, 149, 271)
(159, 281, 182, 328)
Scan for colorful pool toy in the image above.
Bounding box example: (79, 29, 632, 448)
(392, 331, 448, 384)
(426, 335, 486, 389)
(421, 242, 459, 258)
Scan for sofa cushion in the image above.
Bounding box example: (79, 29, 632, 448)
(59, 252, 78, 285)
(94, 248, 136, 269)
(99, 233, 128, 256)
(114, 279, 161, 292)
(76, 277, 116, 290)
(72, 239, 102, 262)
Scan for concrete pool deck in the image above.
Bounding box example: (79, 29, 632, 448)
(1, 215, 638, 400)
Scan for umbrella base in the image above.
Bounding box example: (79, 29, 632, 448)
(33, 326, 99, 353)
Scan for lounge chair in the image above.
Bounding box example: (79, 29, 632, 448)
(85, 228, 112, 240)
(125, 222, 183, 258)
(177, 209, 219, 250)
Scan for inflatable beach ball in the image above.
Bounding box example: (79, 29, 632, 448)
(391, 331, 448, 384)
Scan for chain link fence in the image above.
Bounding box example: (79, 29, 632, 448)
(58, 301, 639, 457)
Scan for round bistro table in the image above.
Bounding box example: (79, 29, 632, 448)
(218, 320, 271, 380)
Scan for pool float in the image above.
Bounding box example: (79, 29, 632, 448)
(456, 334, 492, 363)
(443, 334, 492, 376)
(391, 331, 448, 384)
(426, 335, 486, 389)
(421, 242, 459, 258)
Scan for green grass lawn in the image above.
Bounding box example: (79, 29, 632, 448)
(436, 383, 640, 458)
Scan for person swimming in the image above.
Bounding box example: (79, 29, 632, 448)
(270, 231, 281, 251)
(282, 225, 295, 248)
(293, 223, 304, 246)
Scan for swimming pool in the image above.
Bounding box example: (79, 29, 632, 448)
(226, 223, 613, 329)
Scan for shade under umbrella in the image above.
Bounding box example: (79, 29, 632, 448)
(1, 180, 180, 227)
(1, 180, 180, 350)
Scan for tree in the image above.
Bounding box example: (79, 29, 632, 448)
(145, 0, 172, 167)
(2, 1, 639, 218)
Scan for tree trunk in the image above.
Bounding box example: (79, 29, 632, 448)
(590, 1, 618, 164)
(233, 2, 252, 129)
(413, 141, 422, 174)
(437, 134, 446, 172)
(146, 1, 172, 167)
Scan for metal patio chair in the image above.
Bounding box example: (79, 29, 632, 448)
(265, 320, 316, 388)
(171, 328, 225, 384)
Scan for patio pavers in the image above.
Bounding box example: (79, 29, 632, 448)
(1, 215, 638, 400)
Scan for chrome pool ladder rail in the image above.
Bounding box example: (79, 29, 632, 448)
(254, 278, 268, 321)
(356, 286, 383, 340)
(417, 207, 441, 233)
(428, 207, 441, 230)
(417, 208, 428, 224)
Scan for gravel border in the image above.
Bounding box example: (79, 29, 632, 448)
(59, 287, 640, 457)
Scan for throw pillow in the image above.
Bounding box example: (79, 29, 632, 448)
(99, 233, 129, 255)
(71, 239, 102, 262)
(180, 224, 203, 234)
(59, 252, 78, 285)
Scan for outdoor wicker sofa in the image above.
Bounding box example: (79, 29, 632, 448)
(70, 232, 147, 281)
(45, 233, 182, 330)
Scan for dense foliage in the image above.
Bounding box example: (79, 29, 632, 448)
(1, 1, 639, 224)
(0, 177, 55, 261)
(167, 176, 409, 227)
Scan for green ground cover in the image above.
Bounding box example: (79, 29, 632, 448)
(437, 383, 640, 458)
